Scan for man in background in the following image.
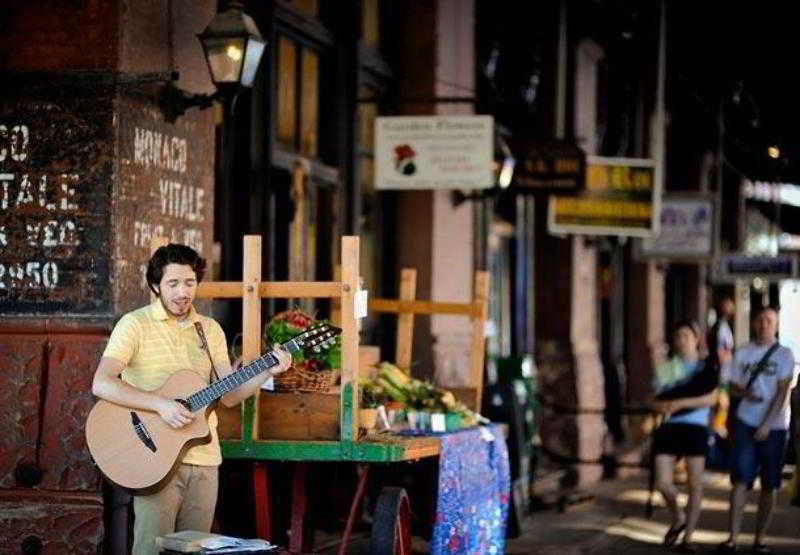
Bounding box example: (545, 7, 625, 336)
(717, 306, 795, 554)
(708, 295, 735, 439)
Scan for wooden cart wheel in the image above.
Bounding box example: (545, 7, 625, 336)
(370, 487, 411, 555)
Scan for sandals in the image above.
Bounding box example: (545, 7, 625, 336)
(663, 523, 686, 547)
(751, 544, 771, 555)
(675, 541, 697, 553)
(715, 541, 737, 554)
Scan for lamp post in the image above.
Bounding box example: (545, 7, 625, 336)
(157, 0, 268, 289)
(197, 1, 267, 286)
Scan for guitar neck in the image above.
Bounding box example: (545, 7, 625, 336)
(185, 339, 300, 411)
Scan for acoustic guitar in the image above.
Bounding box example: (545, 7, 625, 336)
(85, 323, 340, 493)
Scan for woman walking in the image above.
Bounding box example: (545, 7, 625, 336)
(652, 320, 719, 553)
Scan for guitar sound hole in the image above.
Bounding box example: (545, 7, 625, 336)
(130, 412, 158, 453)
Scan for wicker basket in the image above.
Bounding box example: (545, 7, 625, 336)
(273, 361, 338, 393)
(266, 309, 339, 393)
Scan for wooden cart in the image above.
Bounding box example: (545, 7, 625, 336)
(160, 235, 488, 553)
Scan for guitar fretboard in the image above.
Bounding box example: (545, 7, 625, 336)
(185, 342, 297, 411)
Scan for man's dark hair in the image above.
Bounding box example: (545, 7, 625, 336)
(674, 318, 701, 338)
(146, 243, 206, 295)
(715, 294, 735, 308)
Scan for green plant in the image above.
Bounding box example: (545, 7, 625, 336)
(405, 380, 441, 411)
(264, 309, 341, 371)
(360, 381, 386, 408)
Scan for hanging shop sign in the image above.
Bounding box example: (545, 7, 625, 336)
(637, 193, 715, 261)
(514, 139, 585, 193)
(374, 115, 494, 190)
(547, 156, 659, 237)
(712, 253, 797, 283)
(743, 180, 800, 207)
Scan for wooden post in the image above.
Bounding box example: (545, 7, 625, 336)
(340, 237, 360, 441)
(330, 265, 341, 326)
(242, 235, 262, 439)
(394, 269, 417, 375)
(469, 271, 490, 412)
(148, 237, 169, 301)
(252, 463, 272, 540)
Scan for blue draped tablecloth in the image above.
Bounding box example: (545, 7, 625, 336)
(402, 424, 511, 554)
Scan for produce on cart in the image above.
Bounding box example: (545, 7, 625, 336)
(264, 309, 341, 392)
(193, 236, 506, 554)
(361, 361, 481, 432)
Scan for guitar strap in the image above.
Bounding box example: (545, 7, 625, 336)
(194, 322, 221, 384)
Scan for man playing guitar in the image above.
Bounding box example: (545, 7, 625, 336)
(91, 243, 292, 555)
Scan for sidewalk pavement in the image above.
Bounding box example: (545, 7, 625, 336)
(506, 468, 800, 555)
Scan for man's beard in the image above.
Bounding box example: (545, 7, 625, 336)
(161, 296, 191, 319)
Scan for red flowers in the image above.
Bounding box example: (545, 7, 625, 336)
(274, 310, 312, 330)
(394, 144, 416, 161)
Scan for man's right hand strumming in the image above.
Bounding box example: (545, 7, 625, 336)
(156, 398, 195, 428)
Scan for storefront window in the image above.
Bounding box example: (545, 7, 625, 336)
(276, 36, 297, 150)
(300, 49, 319, 156)
(266, 6, 339, 318)
(276, 34, 321, 158)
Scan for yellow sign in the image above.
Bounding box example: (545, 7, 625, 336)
(548, 156, 658, 236)
(586, 164, 653, 192)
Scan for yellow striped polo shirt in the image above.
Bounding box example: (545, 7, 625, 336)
(102, 300, 232, 466)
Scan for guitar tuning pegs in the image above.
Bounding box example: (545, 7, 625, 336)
(313, 346, 321, 353)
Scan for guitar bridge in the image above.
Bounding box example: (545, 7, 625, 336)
(130, 412, 157, 453)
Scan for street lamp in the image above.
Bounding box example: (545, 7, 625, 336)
(160, 0, 266, 121)
(768, 145, 780, 160)
(198, 0, 266, 95)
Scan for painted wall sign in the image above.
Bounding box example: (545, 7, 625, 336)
(114, 98, 214, 313)
(374, 115, 494, 190)
(548, 156, 659, 237)
(0, 94, 114, 314)
(638, 194, 715, 260)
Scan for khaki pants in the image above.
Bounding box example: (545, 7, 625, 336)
(132, 463, 219, 555)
